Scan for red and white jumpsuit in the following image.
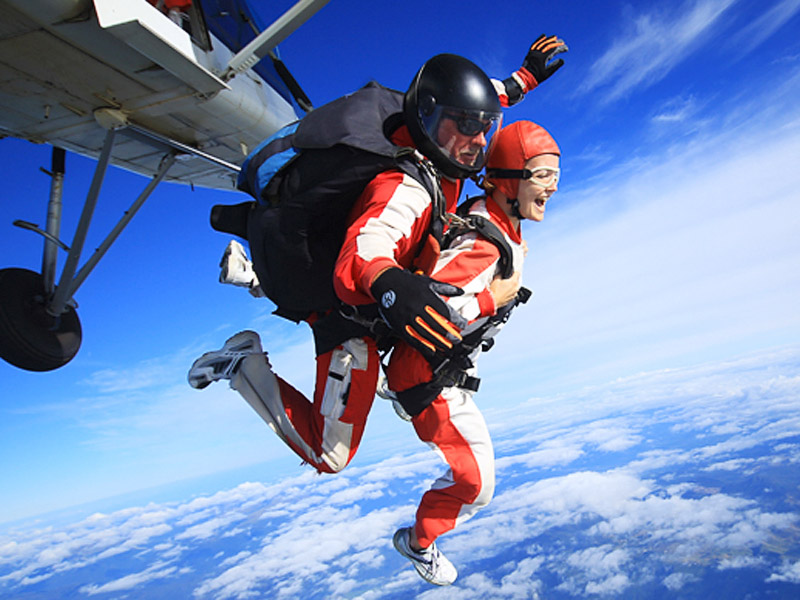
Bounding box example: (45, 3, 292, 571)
(229, 84, 518, 475)
(231, 126, 462, 474)
(387, 195, 525, 548)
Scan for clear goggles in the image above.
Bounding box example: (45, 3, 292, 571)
(524, 166, 560, 188)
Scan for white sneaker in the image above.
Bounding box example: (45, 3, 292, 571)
(188, 330, 262, 389)
(219, 240, 265, 298)
(376, 374, 412, 421)
(393, 527, 457, 586)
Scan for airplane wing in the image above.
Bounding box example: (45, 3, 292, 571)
(0, 0, 320, 190)
(0, 0, 330, 372)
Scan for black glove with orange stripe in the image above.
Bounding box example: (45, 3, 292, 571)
(503, 34, 569, 105)
(371, 267, 466, 358)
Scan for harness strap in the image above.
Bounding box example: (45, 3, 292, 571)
(443, 207, 515, 279)
(394, 282, 531, 414)
(450, 372, 480, 392)
(394, 369, 480, 418)
(411, 151, 447, 246)
(468, 215, 514, 279)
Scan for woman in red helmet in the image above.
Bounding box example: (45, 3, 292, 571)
(387, 120, 561, 586)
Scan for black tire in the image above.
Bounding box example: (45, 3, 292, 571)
(0, 268, 82, 371)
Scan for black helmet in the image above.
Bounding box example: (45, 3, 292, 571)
(404, 54, 503, 179)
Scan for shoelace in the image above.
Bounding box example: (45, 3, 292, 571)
(416, 544, 440, 570)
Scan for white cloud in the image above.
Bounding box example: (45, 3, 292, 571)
(81, 561, 184, 595)
(566, 545, 630, 576)
(579, 422, 643, 452)
(192, 505, 405, 599)
(495, 442, 584, 471)
(0, 505, 181, 587)
(704, 457, 756, 471)
(663, 571, 698, 590)
(729, 0, 800, 53)
(584, 573, 631, 596)
(175, 512, 247, 541)
(718, 555, 766, 569)
(578, 0, 739, 102)
(652, 95, 701, 123)
(767, 559, 800, 583)
(82, 360, 182, 394)
(411, 558, 545, 600)
(450, 467, 797, 595)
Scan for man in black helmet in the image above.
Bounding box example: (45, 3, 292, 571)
(188, 40, 567, 476)
(335, 53, 504, 356)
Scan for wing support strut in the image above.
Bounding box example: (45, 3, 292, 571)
(66, 152, 177, 312)
(40, 130, 177, 318)
(221, 0, 330, 82)
(47, 127, 117, 317)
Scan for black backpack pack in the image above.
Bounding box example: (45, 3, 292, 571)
(211, 82, 442, 323)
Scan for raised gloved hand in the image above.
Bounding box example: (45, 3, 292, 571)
(503, 34, 569, 105)
(371, 267, 466, 357)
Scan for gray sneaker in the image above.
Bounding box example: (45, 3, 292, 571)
(376, 374, 412, 422)
(393, 527, 457, 586)
(188, 330, 262, 389)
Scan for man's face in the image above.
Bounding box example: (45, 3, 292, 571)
(436, 114, 490, 167)
(516, 153, 560, 222)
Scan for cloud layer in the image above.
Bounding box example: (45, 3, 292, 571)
(1, 346, 799, 599)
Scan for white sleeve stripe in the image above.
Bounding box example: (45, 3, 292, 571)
(355, 175, 431, 263)
(491, 78, 507, 100)
(445, 262, 498, 322)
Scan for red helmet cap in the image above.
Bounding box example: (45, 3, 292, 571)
(485, 121, 560, 200)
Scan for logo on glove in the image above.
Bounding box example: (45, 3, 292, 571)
(381, 290, 396, 309)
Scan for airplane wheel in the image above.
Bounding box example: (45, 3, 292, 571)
(0, 268, 82, 372)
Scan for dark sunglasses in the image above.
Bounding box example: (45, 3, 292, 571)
(443, 113, 494, 137)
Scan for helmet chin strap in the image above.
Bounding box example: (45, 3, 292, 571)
(507, 197, 523, 219)
(486, 167, 526, 219)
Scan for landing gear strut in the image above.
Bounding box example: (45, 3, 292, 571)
(0, 147, 79, 371)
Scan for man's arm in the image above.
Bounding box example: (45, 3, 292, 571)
(494, 34, 569, 107)
(333, 171, 466, 358)
(333, 171, 434, 306)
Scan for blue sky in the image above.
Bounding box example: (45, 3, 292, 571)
(1, 0, 799, 526)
